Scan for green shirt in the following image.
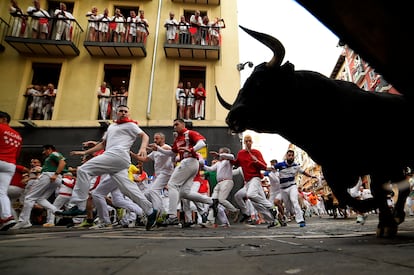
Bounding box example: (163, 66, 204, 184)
(41, 151, 68, 173)
(204, 170, 217, 192)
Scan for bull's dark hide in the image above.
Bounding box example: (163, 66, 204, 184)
(296, 0, 412, 99)
(217, 26, 412, 237)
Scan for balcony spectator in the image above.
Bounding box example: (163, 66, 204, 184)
(200, 15, 209, 46)
(97, 81, 111, 120)
(54, 2, 74, 41)
(189, 10, 203, 45)
(27, 0, 50, 39)
(194, 82, 206, 120)
(137, 10, 149, 43)
(126, 10, 138, 43)
(178, 15, 190, 44)
(25, 84, 43, 120)
(175, 81, 186, 119)
(42, 83, 57, 120)
(97, 8, 111, 42)
(185, 81, 195, 120)
(164, 11, 178, 44)
(209, 17, 225, 46)
(9, 0, 27, 37)
(85, 6, 99, 41)
(112, 8, 126, 43)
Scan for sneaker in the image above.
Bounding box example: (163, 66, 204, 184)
(111, 221, 123, 229)
(146, 209, 159, 231)
(90, 222, 112, 230)
(299, 221, 306, 227)
(239, 213, 250, 223)
(279, 218, 288, 227)
(162, 216, 179, 226)
(11, 221, 32, 230)
(42, 223, 55, 227)
(124, 221, 136, 228)
(267, 220, 281, 229)
(0, 216, 17, 231)
(75, 220, 95, 228)
(248, 219, 257, 225)
(270, 207, 278, 219)
(201, 212, 208, 224)
(232, 209, 240, 223)
(356, 214, 368, 225)
(181, 221, 195, 228)
(55, 206, 87, 217)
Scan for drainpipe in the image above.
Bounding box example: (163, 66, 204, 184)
(146, 0, 163, 121)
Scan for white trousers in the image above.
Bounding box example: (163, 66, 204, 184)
(211, 179, 238, 212)
(245, 177, 274, 223)
(71, 152, 153, 216)
(92, 175, 143, 224)
(144, 173, 170, 214)
(281, 184, 304, 223)
(0, 160, 16, 220)
(18, 172, 60, 223)
(167, 158, 212, 216)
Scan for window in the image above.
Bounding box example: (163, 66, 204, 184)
(99, 64, 132, 120)
(24, 63, 61, 120)
(179, 66, 206, 120)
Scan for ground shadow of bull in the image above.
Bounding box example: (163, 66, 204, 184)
(216, 26, 413, 238)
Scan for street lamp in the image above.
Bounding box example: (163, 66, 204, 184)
(236, 61, 253, 71)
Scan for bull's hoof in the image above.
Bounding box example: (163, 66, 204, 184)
(376, 225, 398, 238)
(394, 211, 405, 225)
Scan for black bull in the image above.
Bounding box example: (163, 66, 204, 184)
(216, 26, 413, 238)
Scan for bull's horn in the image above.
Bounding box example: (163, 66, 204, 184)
(215, 85, 232, 110)
(239, 25, 285, 68)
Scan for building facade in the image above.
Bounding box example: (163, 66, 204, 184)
(0, 0, 242, 172)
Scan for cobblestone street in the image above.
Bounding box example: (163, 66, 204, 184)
(1, 214, 414, 274)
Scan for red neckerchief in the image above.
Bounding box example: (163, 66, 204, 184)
(115, 117, 138, 124)
(100, 86, 106, 93)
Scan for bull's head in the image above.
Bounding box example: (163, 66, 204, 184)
(216, 26, 289, 133)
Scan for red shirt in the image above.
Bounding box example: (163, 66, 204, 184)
(194, 87, 206, 100)
(172, 128, 205, 161)
(0, 123, 22, 164)
(10, 164, 26, 188)
(232, 149, 267, 182)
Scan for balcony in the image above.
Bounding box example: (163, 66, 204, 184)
(5, 16, 83, 56)
(83, 21, 147, 57)
(163, 25, 221, 60)
(171, 0, 220, 5)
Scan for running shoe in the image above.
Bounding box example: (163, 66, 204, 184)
(146, 209, 159, 231)
(55, 206, 87, 217)
(42, 223, 55, 227)
(267, 220, 281, 229)
(11, 220, 32, 230)
(162, 216, 179, 226)
(0, 216, 17, 231)
(89, 222, 112, 230)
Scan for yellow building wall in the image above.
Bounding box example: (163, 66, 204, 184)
(0, 0, 240, 128)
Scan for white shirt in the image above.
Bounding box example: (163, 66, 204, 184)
(148, 148, 175, 176)
(103, 122, 143, 163)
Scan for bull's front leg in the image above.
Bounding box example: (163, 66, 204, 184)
(371, 179, 398, 238)
(392, 178, 410, 225)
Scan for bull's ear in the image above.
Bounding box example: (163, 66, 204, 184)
(215, 85, 232, 110)
(239, 25, 285, 68)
